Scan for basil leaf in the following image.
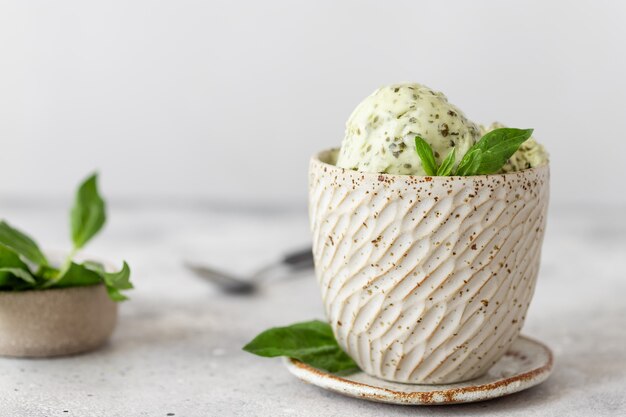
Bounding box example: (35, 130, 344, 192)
(0, 174, 132, 299)
(101, 261, 133, 301)
(436, 148, 457, 176)
(52, 262, 103, 288)
(0, 246, 37, 289)
(0, 268, 36, 285)
(0, 244, 30, 269)
(456, 128, 534, 176)
(71, 173, 106, 249)
(82, 260, 105, 273)
(0, 221, 48, 266)
(455, 148, 482, 176)
(243, 320, 359, 373)
(40, 260, 132, 302)
(36, 264, 61, 281)
(414, 136, 438, 176)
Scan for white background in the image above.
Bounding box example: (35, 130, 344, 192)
(2, 0, 625, 208)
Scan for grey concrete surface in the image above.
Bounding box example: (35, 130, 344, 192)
(0, 204, 623, 416)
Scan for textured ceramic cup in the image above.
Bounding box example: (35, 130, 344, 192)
(308, 149, 549, 384)
(0, 283, 117, 358)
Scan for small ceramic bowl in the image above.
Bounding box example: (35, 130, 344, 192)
(0, 255, 118, 357)
(308, 149, 549, 384)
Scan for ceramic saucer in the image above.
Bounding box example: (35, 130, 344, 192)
(284, 335, 553, 405)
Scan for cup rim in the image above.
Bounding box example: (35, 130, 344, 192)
(311, 148, 549, 181)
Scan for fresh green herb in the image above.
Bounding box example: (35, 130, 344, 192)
(243, 320, 359, 373)
(0, 221, 48, 266)
(436, 148, 456, 176)
(71, 174, 106, 250)
(102, 262, 132, 301)
(414, 136, 437, 176)
(0, 245, 30, 270)
(48, 262, 103, 289)
(0, 268, 36, 285)
(456, 128, 534, 176)
(413, 128, 534, 176)
(0, 174, 132, 301)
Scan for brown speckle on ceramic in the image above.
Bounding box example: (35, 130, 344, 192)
(284, 335, 553, 405)
(308, 149, 550, 384)
(0, 284, 117, 357)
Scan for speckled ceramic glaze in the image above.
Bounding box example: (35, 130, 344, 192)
(308, 149, 549, 384)
(285, 335, 553, 405)
(0, 284, 117, 357)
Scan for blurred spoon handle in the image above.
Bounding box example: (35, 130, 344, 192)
(281, 247, 314, 269)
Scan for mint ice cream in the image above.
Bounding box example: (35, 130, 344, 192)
(336, 83, 548, 175)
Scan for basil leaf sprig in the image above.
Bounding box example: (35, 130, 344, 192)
(0, 174, 133, 301)
(71, 174, 106, 251)
(0, 221, 48, 266)
(414, 128, 534, 176)
(243, 320, 359, 373)
(436, 147, 457, 176)
(414, 137, 438, 176)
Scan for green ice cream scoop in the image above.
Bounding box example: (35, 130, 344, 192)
(336, 83, 481, 175)
(336, 83, 549, 175)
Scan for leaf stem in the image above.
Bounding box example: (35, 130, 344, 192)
(61, 247, 78, 276)
(41, 247, 78, 289)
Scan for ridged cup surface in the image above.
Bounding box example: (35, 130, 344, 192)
(308, 149, 549, 384)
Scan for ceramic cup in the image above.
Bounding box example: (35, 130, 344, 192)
(0, 283, 117, 358)
(308, 149, 549, 384)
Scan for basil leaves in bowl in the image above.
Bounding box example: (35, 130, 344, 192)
(0, 174, 133, 357)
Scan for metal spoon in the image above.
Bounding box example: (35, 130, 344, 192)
(184, 247, 314, 294)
